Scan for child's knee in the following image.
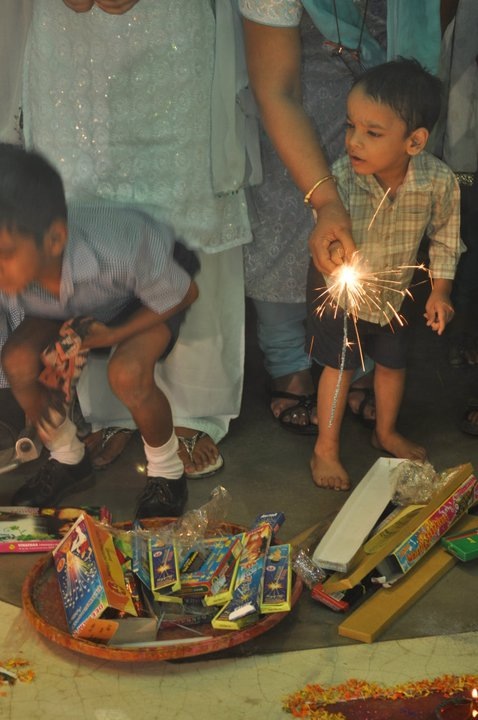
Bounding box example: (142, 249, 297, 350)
(107, 355, 151, 404)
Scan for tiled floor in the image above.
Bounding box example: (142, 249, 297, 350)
(1, 599, 477, 720)
(1, 306, 478, 718)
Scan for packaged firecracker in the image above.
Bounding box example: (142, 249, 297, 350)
(156, 596, 218, 629)
(179, 534, 243, 604)
(132, 528, 181, 597)
(53, 513, 138, 641)
(253, 512, 285, 536)
(212, 523, 272, 630)
(260, 544, 292, 613)
(0, 505, 111, 553)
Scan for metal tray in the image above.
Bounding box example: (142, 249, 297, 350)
(22, 519, 302, 662)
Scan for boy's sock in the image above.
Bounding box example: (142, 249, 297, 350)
(43, 414, 85, 466)
(143, 432, 184, 479)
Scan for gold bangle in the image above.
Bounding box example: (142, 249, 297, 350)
(304, 175, 336, 206)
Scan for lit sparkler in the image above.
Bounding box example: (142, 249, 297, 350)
(312, 187, 430, 425)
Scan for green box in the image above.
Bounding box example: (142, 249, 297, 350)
(441, 526, 478, 561)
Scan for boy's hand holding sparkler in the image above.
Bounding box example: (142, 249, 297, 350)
(424, 280, 454, 336)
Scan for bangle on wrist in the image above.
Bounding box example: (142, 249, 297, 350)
(304, 175, 336, 206)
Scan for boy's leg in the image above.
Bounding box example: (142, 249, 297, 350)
(372, 363, 427, 461)
(3, 317, 93, 506)
(107, 322, 187, 518)
(311, 366, 354, 491)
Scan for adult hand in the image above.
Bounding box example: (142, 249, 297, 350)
(63, 0, 140, 14)
(62, 0, 94, 11)
(94, 0, 140, 13)
(308, 199, 356, 275)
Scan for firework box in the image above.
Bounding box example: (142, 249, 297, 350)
(260, 544, 292, 614)
(0, 505, 111, 553)
(253, 512, 285, 536)
(179, 534, 243, 604)
(440, 525, 478, 561)
(324, 463, 476, 592)
(53, 513, 140, 641)
(211, 523, 272, 630)
(156, 595, 218, 630)
(375, 470, 478, 583)
(132, 529, 180, 597)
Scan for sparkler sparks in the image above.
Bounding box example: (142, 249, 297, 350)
(315, 255, 427, 427)
(314, 259, 430, 427)
(315, 252, 425, 329)
(311, 186, 430, 426)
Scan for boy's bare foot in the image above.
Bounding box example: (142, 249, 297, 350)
(310, 452, 350, 491)
(371, 430, 427, 463)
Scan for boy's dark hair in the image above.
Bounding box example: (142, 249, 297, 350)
(352, 58, 442, 135)
(0, 143, 67, 246)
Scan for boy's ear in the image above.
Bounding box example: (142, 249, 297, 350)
(407, 128, 429, 156)
(43, 219, 68, 258)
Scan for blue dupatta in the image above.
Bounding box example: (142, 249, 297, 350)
(301, 0, 385, 69)
(302, 0, 441, 73)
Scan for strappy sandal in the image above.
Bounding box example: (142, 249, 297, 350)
(270, 390, 318, 435)
(84, 427, 134, 470)
(461, 399, 478, 436)
(177, 431, 224, 479)
(347, 386, 376, 429)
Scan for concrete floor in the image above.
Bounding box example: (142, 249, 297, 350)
(0, 301, 477, 717)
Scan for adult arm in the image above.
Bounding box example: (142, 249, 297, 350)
(242, 18, 355, 272)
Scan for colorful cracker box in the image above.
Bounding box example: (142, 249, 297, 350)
(0, 505, 111, 553)
(132, 530, 180, 597)
(441, 526, 478, 561)
(53, 513, 138, 641)
(253, 512, 285, 536)
(323, 463, 477, 592)
(260, 544, 292, 614)
(180, 535, 243, 603)
(203, 536, 244, 607)
(212, 523, 272, 630)
(376, 471, 478, 582)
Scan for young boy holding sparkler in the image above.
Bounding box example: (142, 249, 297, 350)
(0, 143, 199, 517)
(307, 58, 462, 491)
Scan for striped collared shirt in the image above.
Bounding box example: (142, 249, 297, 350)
(0, 203, 193, 384)
(330, 152, 462, 325)
(1, 203, 192, 323)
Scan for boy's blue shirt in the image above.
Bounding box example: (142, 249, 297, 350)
(0, 203, 192, 324)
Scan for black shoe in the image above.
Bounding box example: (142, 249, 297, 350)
(135, 474, 188, 519)
(11, 454, 94, 507)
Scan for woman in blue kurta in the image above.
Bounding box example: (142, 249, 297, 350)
(239, 0, 441, 433)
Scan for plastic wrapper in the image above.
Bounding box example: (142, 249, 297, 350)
(108, 485, 232, 565)
(291, 548, 327, 588)
(390, 460, 454, 506)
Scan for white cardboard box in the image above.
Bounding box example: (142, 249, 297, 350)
(312, 457, 403, 572)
